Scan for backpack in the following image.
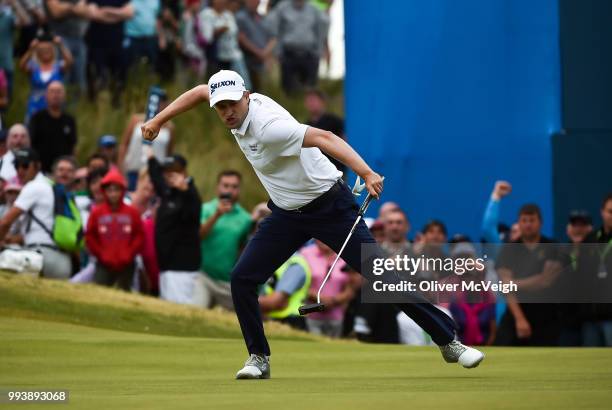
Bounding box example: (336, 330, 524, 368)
(29, 181, 84, 253)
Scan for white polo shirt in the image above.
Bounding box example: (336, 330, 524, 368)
(14, 172, 55, 246)
(231, 93, 342, 210)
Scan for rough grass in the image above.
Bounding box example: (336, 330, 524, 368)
(0, 271, 317, 341)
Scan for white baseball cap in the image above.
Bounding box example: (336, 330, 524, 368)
(208, 70, 247, 107)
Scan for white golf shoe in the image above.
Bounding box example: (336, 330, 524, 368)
(439, 340, 485, 369)
(235, 354, 270, 379)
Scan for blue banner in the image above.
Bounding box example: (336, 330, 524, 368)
(345, 0, 561, 240)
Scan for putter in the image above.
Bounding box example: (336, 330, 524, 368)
(298, 176, 384, 316)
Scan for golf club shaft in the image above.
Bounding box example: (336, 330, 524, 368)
(316, 214, 364, 303)
(315, 191, 376, 303)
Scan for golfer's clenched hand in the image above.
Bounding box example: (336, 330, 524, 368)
(364, 172, 384, 198)
(141, 120, 161, 141)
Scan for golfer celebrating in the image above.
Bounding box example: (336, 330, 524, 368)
(142, 70, 484, 379)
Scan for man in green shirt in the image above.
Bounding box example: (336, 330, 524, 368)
(200, 170, 253, 310)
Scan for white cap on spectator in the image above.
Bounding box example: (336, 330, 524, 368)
(208, 70, 247, 107)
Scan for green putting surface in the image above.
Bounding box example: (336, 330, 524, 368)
(2, 316, 612, 410)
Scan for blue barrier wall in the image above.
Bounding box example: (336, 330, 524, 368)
(344, 0, 561, 240)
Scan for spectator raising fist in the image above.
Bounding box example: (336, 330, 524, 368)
(492, 180, 512, 200)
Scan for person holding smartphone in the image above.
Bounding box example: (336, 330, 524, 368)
(147, 151, 203, 306)
(199, 169, 253, 311)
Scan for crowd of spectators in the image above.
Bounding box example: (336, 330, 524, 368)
(0, 1, 610, 350)
(0, 0, 333, 121)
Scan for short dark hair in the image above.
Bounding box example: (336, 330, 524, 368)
(519, 203, 542, 220)
(52, 155, 77, 173)
(449, 234, 471, 244)
(87, 153, 109, 168)
(217, 169, 242, 182)
(305, 88, 327, 102)
(162, 154, 187, 172)
(386, 208, 409, 223)
(423, 219, 447, 236)
(87, 167, 107, 188)
(601, 192, 612, 209)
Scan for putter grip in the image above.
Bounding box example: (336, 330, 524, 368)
(357, 175, 384, 216)
(358, 193, 374, 216)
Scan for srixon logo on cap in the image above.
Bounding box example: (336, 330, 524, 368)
(210, 80, 237, 94)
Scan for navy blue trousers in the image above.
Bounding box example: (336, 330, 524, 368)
(230, 182, 456, 355)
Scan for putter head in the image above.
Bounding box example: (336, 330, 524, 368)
(298, 303, 326, 316)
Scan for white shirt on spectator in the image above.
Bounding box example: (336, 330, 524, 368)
(14, 172, 55, 246)
(123, 121, 171, 172)
(199, 7, 243, 62)
(74, 194, 92, 231)
(0, 150, 16, 182)
(231, 93, 341, 210)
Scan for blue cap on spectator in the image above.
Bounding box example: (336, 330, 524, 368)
(98, 134, 117, 147)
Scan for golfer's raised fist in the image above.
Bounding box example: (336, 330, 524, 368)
(141, 120, 160, 141)
(364, 172, 384, 199)
(492, 180, 512, 200)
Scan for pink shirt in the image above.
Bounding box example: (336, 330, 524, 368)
(141, 215, 160, 292)
(0, 69, 6, 90)
(300, 244, 349, 321)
